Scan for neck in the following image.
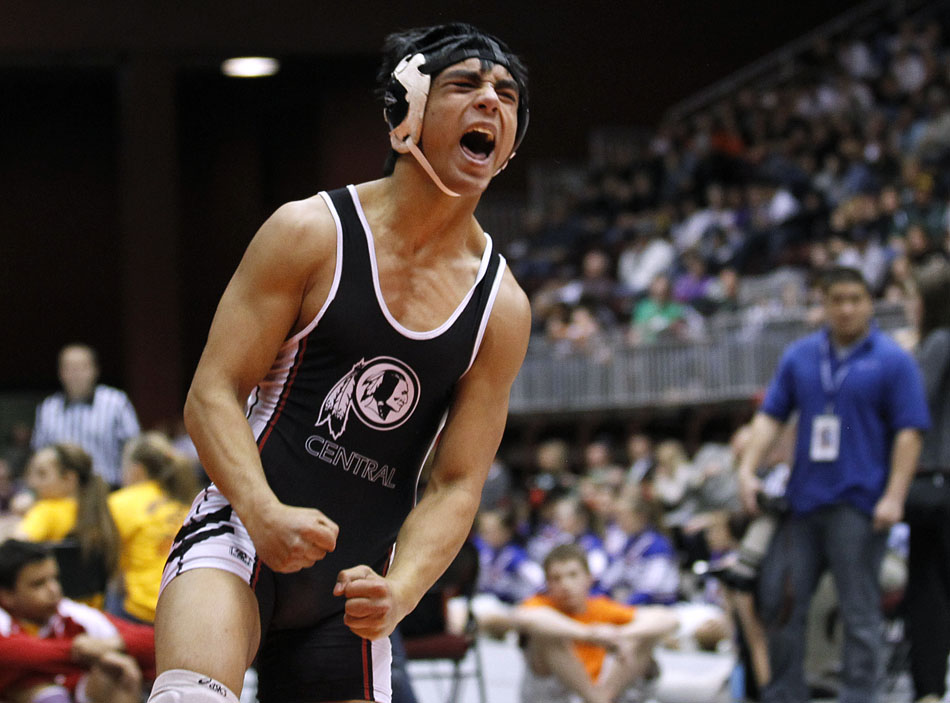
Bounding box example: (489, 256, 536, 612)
(368, 168, 483, 252)
(830, 326, 870, 348)
(65, 389, 94, 403)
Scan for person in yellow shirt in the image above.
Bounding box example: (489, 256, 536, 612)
(479, 543, 677, 703)
(108, 433, 199, 623)
(14, 443, 119, 608)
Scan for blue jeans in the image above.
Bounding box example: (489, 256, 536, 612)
(757, 504, 888, 703)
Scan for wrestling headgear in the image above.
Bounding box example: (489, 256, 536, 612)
(381, 23, 529, 196)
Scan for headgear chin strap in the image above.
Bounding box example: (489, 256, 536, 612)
(386, 53, 460, 197)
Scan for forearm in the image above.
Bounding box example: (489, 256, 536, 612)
(508, 606, 600, 642)
(738, 413, 782, 478)
(184, 382, 278, 519)
(884, 429, 923, 502)
(384, 479, 483, 622)
(616, 606, 679, 644)
(0, 634, 76, 671)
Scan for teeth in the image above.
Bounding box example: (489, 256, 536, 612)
(469, 127, 495, 142)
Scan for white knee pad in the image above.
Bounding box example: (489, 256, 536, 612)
(148, 669, 241, 703)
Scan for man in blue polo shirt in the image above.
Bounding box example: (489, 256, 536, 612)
(737, 266, 929, 703)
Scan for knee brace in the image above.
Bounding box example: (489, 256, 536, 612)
(148, 669, 241, 703)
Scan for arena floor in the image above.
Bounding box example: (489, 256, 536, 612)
(408, 634, 917, 703)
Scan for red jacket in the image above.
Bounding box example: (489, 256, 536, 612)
(0, 599, 155, 695)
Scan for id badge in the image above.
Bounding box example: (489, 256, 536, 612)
(810, 414, 840, 462)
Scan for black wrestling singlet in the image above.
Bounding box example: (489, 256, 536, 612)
(246, 184, 505, 629)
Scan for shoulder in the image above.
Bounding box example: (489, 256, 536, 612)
(471, 265, 531, 382)
(251, 195, 337, 260)
(791, 330, 823, 355)
(777, 332, 821, 368)
(492, 266, 531, 328)
(57, 599, 118, 637)
(230, 195, 338, 286)
(520, 593, 554, 609)
(36, 393, 64, 411)
(641, 532, 675, 557)
(94, 385, 133, 403)
(107, 485, 136, 512)
(871, 329, 918, 366)
(588, 595, 635, 620)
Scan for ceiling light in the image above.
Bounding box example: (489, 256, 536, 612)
(221, 57, 280, 78)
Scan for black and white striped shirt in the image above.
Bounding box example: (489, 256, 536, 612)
(31, 384, 141, 486)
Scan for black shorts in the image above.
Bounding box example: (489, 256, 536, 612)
(163, 486, 393, 702)
(254, 605, 393, 702)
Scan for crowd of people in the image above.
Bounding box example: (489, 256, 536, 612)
(508, 14, 950, 358)
(0, 344, 202, 702)
(1, 9, 950, 703)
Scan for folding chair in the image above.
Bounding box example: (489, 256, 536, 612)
(402, 541, 487, 703)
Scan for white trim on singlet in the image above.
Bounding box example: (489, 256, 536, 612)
(413, 410, 449, 505)
(245, 193, 344, 438)
(462, 255, 507, 375)
(346, 184, 494, 340)
(372, 637, 394, 702)
(286, 192, 345, 345)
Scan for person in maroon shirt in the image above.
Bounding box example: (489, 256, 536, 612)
(0, 540, 155, 703)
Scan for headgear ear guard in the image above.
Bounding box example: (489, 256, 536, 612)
(382, 27, 530, 197)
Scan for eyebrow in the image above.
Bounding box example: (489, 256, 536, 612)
(439, 69, 519, 95)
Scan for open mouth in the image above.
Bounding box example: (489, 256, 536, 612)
(460, 127, 495, 161)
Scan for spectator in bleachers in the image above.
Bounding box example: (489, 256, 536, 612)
(581, 438, 625, 489)
(599, 493, 679, 606)
(623, 432, 655, 486)
(628, 274, 688, 345)
(14, 445, 118, 609)
(31, 344, 140, 490)
(615, 225, 675, 300)
(550, 303, 612, 362)
(649, 440, 702, 541)
(558, 249, 620, 325)
(526, 438, 577, 525)
(527, 495, 609, 582)
(107, 432, 199, 624)
(479, 457, 514, 511)
(473, 508, 544, 605)
(672, 250, 715, 311)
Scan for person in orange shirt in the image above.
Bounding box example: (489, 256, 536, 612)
(479, 543, 677, 703)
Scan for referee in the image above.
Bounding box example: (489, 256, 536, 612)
(31, 343, 140, 489)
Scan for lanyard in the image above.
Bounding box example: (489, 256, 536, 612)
(820, 337, 854, 412)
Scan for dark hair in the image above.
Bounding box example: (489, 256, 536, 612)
(124, 432, 199, 506)
(49, 443, 119, 576)
(542, 543, 590, 576)
(820, 266, 870, 293)
(915, 259, 950, 339)
(479, 506, 518, 535)
(376, 23, 529, 176)
(0, 540, 52, 590)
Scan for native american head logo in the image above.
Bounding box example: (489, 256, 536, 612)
(316, 356, 421, 439)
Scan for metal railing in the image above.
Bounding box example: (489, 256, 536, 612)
(509, 303, 909, 416)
